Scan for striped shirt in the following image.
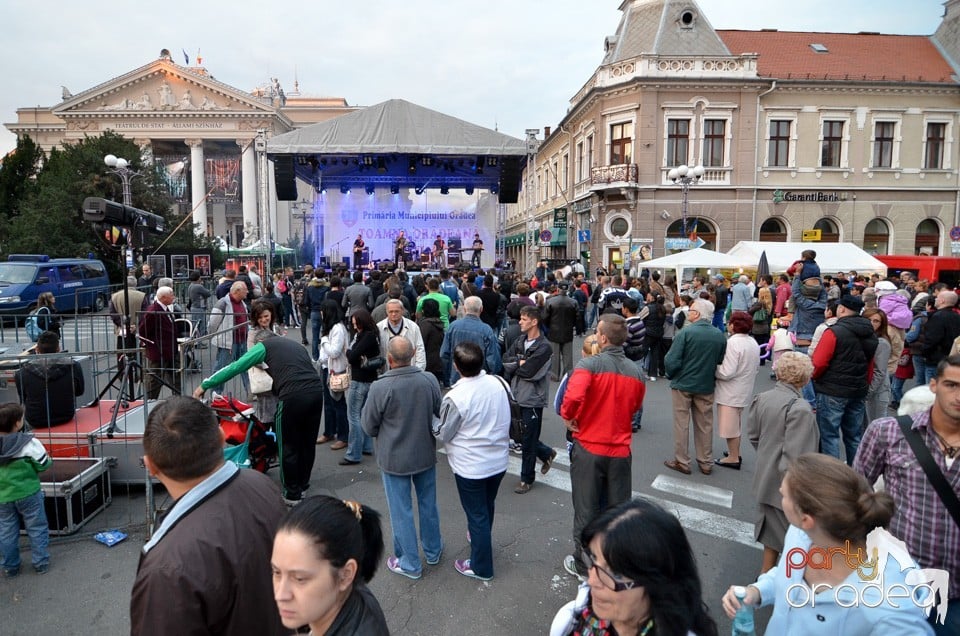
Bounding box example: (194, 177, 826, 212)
(854, 410, 960, 599)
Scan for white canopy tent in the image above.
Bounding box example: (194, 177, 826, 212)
(638, 247, 744, 283)
(726, 242, 887, 276)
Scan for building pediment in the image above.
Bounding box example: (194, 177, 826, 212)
(53, 58, 280, 118)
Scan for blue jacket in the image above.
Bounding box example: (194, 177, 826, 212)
(440, 315, 502, 385)
(789, 277, 826, 341)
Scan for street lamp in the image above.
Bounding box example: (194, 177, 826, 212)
(290, 199, 311, 267)
(667, 164, 704, 237)
(104, 154, 140, 207)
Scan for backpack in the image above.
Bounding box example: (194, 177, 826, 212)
(25, 306, 50, 342)
(276, 278, 288, 294)
(292, 277, 309, 307)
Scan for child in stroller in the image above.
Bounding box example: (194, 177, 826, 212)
(209, 394, 278, 473)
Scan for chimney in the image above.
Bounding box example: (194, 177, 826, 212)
(544, 126, 552, 138)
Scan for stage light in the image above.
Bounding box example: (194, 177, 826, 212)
(490, 184, 499, 194)
(320, 158, 327, 166)
(465, 185, 474, 195)
(390, 183, 400, 194)
(362, 156, 374, 166)
(408, 158, 417, 173)
(415, 185, 426, 195)
(365, 184, 375, 195)
(474, 157, 483, 174)
(340, 185, 350, 194)
(421, 157, 434, 166)
(377, 157, 387, 173)
(440, 185, 449, 195)
(320, 186, 327, 194)
(487, 157, 498, 167)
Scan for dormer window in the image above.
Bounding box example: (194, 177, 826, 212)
(810, 43, 829, 53)
(679, 9, 696, 29)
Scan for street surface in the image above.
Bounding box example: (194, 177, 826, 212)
(0, 323, 778, 635)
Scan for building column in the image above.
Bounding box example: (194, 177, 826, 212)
(239, 139, 259, 233)
(186, 139, 207, 234)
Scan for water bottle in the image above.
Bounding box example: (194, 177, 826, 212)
(731, 586, 756, 636)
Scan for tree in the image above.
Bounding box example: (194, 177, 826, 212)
(0, 135, 43, 223)
(4, 131, 219, 280)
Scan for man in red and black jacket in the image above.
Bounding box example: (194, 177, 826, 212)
(559, 313, 645, 579)
(810, 294, 878, 465)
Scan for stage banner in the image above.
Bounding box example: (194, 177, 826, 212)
(316, 188, 498, 267)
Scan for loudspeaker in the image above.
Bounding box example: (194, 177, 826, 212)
(448, 237, 462, 251)
(498, 157, 521, 204)
(406, 261, 421, 271)
(274, 156, 298, 201)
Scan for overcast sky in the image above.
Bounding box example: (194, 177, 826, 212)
(0, 0, 947, 156)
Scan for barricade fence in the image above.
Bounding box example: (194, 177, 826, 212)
(0, 302, 250, 539)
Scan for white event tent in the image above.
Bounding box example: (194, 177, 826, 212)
(638, 247, 744, 283)
(726, 242, 888, 275)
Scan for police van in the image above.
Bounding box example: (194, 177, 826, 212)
(0, 255, 111, 315)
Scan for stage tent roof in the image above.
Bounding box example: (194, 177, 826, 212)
(726, 241, 887, 275)
(267, 98, 527, 156)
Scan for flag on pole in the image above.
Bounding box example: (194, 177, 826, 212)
(687, 218, 699, 242)
(182, 49, 190, 65)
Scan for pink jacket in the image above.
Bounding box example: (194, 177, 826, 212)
(878, 293, 913, 329)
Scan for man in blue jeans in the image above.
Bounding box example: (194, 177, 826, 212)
(502, 305, 555, 494)
(362, 337, 443, 580)
(810, 295, 878, 465)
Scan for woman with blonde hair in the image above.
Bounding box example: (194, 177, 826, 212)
(746, 351, 819, 572)
(723, 454, 933, 635)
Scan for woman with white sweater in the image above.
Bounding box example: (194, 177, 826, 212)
(714, 311, 761, 469)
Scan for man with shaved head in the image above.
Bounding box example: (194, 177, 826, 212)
(362, 336, 443, 579)
(921, 290, 960, 384)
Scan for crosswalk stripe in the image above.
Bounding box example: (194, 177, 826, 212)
(651, 474, 734, 508)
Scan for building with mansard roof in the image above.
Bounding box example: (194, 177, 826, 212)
(506, 0, 960, 275)
(5, 49, 357, 247)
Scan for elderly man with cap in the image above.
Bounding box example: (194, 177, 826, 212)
(810, 294, 878, 465)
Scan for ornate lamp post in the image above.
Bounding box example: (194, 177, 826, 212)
(667, 164, 704, 237)
(290, 199, 311, 268)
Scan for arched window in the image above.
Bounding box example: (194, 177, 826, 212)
(915, 219, 941, 255)
(666, 217, 716, 250)
(813, 217, 840, 243)
(863, 218, 890, 255)
(759, 217, 787, 242)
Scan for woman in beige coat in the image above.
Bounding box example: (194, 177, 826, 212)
(714, 311, 760, 469)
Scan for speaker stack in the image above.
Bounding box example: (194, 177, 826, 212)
(498, 157, 521, 204)
(274, 156, 298, 201)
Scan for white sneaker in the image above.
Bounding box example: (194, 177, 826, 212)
(563, 555, 585, 581)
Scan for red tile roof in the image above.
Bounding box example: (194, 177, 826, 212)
(717, 30, 957, 84)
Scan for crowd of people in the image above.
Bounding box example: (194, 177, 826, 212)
(4, 252, 959, 635)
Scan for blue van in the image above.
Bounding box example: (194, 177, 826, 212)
(0, 255, 111, 315)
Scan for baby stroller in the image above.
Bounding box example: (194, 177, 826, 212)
(175, 317, 203, 374)
(210, 393, 278, 473)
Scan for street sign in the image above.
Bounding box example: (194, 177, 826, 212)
(950, 225, 960, 241)
(539, 230, 553, 244)
(553, 207, 568, 229)
(801, 229, 822, 241)
(577, 229, 591, 242)
(664, 237, 705, 250)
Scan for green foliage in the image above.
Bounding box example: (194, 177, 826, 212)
(0, 135, 43, 224)
(2, 131, 218, 281)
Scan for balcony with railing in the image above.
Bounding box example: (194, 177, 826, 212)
(660, 166, 731, 186)
(591, 163, 639, 187)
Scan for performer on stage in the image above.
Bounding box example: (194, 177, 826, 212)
(353, 233, 365, 269)
(394, 231, 408, 270)
(433, 235, 445, 268)
(470, 233, 483, 268)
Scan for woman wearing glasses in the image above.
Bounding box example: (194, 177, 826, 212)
(551, 498, 718, 636)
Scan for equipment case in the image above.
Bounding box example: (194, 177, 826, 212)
(39, 457, 111, 535)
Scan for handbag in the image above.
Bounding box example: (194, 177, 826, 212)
(329, 370, 351, 392)
(493, 375, 525, 441)
(896, 415, 960, 529)
(362, 355, 384, 371)
(248, 365, 273, 394)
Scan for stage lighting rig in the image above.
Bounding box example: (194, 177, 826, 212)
(82, 197, 165, 234)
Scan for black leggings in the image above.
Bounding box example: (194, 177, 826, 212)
(275, 390, 324, 499)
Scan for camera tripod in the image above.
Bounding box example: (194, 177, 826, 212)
(97, 336, 180, 438)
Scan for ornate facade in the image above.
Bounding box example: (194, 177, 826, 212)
(507, 0, 960, 274)
(5, 51, 357, 245)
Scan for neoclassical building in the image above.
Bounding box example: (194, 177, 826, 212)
(5, 50, 357, 246)
(507, 0, 960, 274)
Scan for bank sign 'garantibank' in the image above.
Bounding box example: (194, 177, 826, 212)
(773, 189, 848, 204)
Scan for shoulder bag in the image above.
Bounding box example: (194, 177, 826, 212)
(248, 365, 273, 394)
(896, 415, 960, 529)
(493, 375, 525, 441)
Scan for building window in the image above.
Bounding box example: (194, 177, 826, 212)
(916, 219, 940, 255)
(610, 122, 633, 164)
(926, 122, 946, 170)
(562, 154, 569, 189)
(863, 218, 890, 255)
(576, 142, 584, 181)
(667, 119, 690, 167)
(587, 135, 594, 172)
(821, 121, 844, 168)
(702, 119, 725, 167)
(768, 120, 791, 167)
(552, 161, 559, 196)
(873, 122, 895, 168)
